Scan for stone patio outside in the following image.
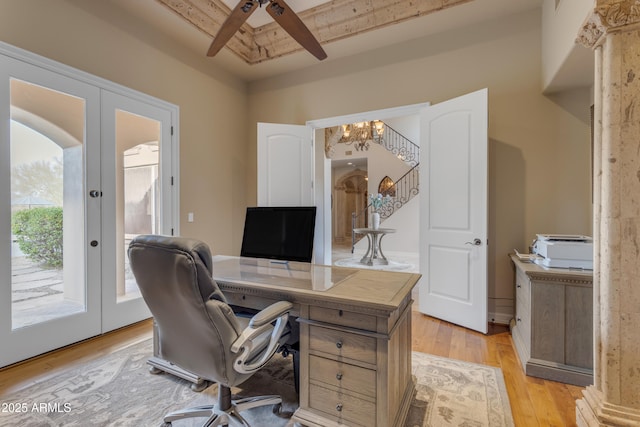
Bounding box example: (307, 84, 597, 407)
(11, 256, 83, 330)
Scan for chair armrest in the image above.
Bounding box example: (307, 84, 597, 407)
(249, 301, 293, 328)
(231, 301, 292, 374)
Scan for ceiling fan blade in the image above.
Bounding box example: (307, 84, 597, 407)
(266, 0, 327, 60)
(207, 1, 258, 57)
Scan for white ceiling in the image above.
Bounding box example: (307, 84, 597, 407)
(110, 0, 546, 82)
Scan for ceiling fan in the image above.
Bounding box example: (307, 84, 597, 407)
(207, 0, 327, 60)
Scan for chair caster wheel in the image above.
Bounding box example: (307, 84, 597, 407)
(273, 403, 293, 419)
(190, 381, 208, 392)
(161, 422, 172, 427)
(149, 366, 163, 375)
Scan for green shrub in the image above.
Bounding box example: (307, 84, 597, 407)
(12, 207, 63, 268)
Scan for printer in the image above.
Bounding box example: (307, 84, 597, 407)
(531, 234, 593, 270)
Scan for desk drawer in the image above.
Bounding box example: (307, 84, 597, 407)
(309, 383, 375, 426)
(309, 325, 376, 364)
(224, 292, 279, 312)
(310, 306, 376, 331)
(309, 355, 376, 397)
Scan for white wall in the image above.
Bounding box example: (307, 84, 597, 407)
(385, 116, 421, 144)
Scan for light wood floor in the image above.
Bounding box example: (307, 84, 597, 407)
(0, 313, 585, 426)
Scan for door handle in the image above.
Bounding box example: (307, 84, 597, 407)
(465, 238, 482, 246)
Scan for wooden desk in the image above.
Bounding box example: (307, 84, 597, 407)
(212, 256, 421, 427)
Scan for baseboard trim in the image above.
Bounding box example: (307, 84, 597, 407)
(489, 312, 512, 326)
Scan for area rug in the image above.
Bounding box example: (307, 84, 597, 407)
(334, 257, 415, 272)
(0, 339, 514, 427)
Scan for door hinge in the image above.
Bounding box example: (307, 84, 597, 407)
(171, 126, 174, 136)
(171, 176, 174, 185)
(171, 228, 174, 236)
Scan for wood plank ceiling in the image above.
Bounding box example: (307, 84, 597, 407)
(156, 0, 474, 64)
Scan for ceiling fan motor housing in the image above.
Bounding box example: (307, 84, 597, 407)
(210, 0, 327, 60)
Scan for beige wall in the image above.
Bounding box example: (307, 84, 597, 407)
(0, 0, 249, 255)
(541, 0, 593, 90)
(246, 9, 592, 319)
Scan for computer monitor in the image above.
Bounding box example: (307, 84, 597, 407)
(240, 206, 316, 263)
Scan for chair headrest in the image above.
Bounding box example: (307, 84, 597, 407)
(128, 234, 225, 302)
(129, 234, 213, 274)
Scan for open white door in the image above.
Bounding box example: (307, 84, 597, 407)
(419, 88, 488, 334)
(257, 123, 313, 206)
(257, 123, 325, 262)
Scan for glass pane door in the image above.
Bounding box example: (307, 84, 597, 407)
(119, 109, 161, 304)
(10, 80, 86, 329)
(0, 56, 101, 368)
(101, 90, 173, 332)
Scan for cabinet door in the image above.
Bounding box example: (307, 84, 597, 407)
(531, 282, 564, 363)
(565, 285, 593, 369)
(514, 271, 531, 349)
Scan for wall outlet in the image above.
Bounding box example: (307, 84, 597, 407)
(187, 212, 194, 223)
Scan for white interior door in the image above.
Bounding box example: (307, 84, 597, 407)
(100, 90, 174, 332)
(0, 54, 102, 367)
(419, 88, 488, 334)
(257, 123, 313, 206)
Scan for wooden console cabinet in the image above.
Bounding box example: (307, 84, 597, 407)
(509, 254, 593, 386)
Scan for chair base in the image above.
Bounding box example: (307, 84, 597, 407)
(162, 392, 283, 426)
(148, 356, 208, 392)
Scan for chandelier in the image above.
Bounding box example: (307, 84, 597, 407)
(338, 120, 384, 151)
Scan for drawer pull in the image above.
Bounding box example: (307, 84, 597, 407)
(336, 372, 343, 380)
(336, 403, 343, 412)
(517, 317, 522, 322)
(336, 341, 343, 349)
(338, 309, 343, 316)
(517, 284, 521, 288)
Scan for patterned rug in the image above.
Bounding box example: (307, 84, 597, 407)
(0, 339, 514, 427)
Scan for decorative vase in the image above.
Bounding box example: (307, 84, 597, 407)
(372, 212, 380, 230)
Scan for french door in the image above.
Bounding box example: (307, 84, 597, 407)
(0, 55, 102, 367)
(100, 91, 173, 332)
(0, 44, 177, 367)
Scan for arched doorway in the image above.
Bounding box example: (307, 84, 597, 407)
(332, 169, 368, 248)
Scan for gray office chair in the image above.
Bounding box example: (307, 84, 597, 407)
(128, 235, 293, 427)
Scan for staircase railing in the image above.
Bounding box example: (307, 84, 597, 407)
(378, 124, 419, 167)
(351, 164, 420, 252)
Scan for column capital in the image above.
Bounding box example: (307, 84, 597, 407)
(578, 0, 640, 48)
